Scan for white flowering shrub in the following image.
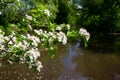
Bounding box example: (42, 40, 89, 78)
(44, 9, 51, 17)
(26, 14, 33, 21)
(34, 29, 67, 45)
(79, 28, 90, 41)
(0, 29, 43, 72)
(33, 28, 67, 58)
(56, 24, 70, 31)
(79, 28, 90, 47)
(0, 26, 90, 72)
(0, 0, 90, 72)
(0, 23, 69, 71)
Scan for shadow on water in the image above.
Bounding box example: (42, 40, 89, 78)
(1, 37, 120, 80)
(87, 34, 120, 53)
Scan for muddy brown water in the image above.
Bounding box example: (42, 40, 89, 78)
(0, 42, 120, 80)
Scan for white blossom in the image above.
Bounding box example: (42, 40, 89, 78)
(44, 9, 50, 16)
(44, 30, 47, 34)
(39, 29, 43, 34)
(79, 28, 90, 41)
(0, 45, 5, 50)
(0, 29, 42, 72)
(57, 32, 67, 45)
(0, 34, 5, 43)
(43, 33, 48, 38)
(67, 24, 70, 30)
(11, 31, 15, 36)
(57, 33, 63, 42)
(8, 41, 13, 45)
(34, 29, 43, 35)
(62, 36, 67, 45)
(28, 25, 33, 31)
(12, 41, 27, 50)
(52, 34, 57, 39)
(21, 35, 27, 38)
(21, 45, 28, 50)
(17, 42, 23, 47)
(48, 37, 53, 43)
(23, 40, 29, 47)
(26, 34, 40, 47)
(49, 32, 56, 39)
(26, 34, 31, 39)
(26, 14, 32, 20)
(4, 36, 10, 41)
(12, 37, 17, 42)
(25, 48, 40, 61)
(34, 29, 40, 35)
(85, 32, 90, 41)
(56, 26, 62, 31)
(8, 31, 15, 38)
(48, 32, 53, 36)
(32, 36, 40, 47)
(36, 61, 43, 72)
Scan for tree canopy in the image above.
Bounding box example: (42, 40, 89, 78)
(77, 0, 120, 34)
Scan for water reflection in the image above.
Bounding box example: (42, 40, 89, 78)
(62, 41, 82, 70)
(59, 42, 92, 80)
(88, 34, 120, 53)
(0, 41, 120, 80)
(62, 45, 77, 70)
(74, 49, 120, 80)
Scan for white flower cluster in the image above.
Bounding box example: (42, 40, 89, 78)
(0, 23, 69, 71)
(56, 24, 70, 31)
(0, 29, 42, 72)
(34, 29, 43, 35)
(0, 30, 5, 44)
(25, 48, 40, 62)
(36, 61, 43, 72)
(79, 28, 90, 41)
(28, 25, 33, 31)
(26, 34, 40, 47)
(34, 29, 67, 45)
(44, 9, 50, 17)
(57, 32, 67, 45)
(0, 33, 5, 50)
(26, 14, 32, 21)
(24, 48, 43, 72)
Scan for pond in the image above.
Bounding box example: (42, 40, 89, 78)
(0, 36, 120, 80)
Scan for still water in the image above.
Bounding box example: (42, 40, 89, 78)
(0, 41, 120, 80)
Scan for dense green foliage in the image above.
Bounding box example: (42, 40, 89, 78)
(77, 0, 120, 34)
(0, 0, 90, 72)
(53, 0, 120, 51)
(54, 0, 120, 34)
(1, 0, 120, 72)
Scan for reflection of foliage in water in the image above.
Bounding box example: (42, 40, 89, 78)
(88, 34, 120, 53)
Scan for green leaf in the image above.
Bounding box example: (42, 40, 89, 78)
(67, 30, 78, 37)
(26, 56, 31, 62)
(48, 47, 55, 59)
